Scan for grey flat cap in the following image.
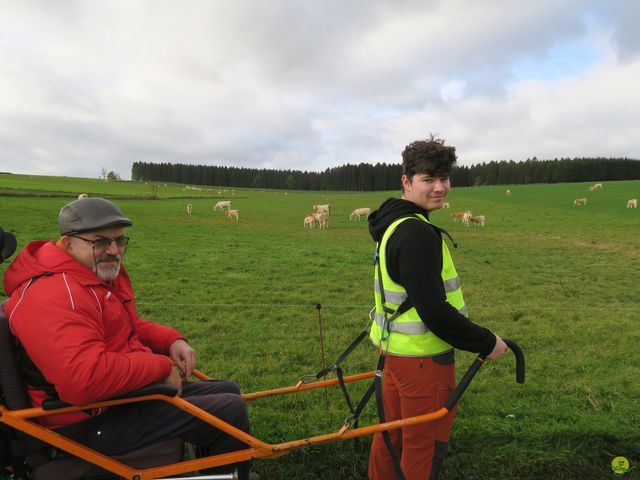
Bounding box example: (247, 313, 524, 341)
(59, 197, 132, 236)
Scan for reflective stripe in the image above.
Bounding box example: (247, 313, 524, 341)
(458, 306, 468, 316)
(374, 280, 408, 304)
(374, 312, 428, 335)
(443, 276, 461, 292)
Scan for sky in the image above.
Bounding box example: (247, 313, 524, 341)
(0, 0, 639, 180)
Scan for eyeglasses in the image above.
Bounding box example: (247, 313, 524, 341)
(70, 235, 130, 250)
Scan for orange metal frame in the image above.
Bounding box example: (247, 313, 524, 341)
(0, 368, 453, 480)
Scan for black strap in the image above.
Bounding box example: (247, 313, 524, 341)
(374, 355, 406, 480)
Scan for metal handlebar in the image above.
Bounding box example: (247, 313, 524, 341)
(443, 338, 525, 411)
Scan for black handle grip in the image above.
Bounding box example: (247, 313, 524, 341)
(504, 338, 525, 384)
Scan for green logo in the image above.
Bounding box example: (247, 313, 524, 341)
(611, 456, 631, 476)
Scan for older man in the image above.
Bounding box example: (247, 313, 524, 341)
(3, 197, 251, 479)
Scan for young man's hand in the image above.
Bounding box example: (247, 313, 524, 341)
(487, 334, 509, 360)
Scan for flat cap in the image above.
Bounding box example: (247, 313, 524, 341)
(58, 197, 132, 236)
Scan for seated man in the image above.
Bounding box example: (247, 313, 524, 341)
(2, 197, 251, 479)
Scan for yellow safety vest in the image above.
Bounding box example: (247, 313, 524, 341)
(370, 214, 467, 357)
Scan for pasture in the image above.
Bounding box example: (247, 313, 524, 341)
(1, 174, 639, 479)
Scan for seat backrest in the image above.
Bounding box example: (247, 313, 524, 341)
(0, 305, 32, 411)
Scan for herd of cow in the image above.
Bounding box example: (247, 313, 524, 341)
(573, 182, 637, 208)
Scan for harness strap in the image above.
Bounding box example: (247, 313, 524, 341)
(374, 355, 406, 480)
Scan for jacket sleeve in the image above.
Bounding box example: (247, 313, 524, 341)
(9, 277, 173, 405)
(387, 220, 496, 355)
(134, 315, 186, 355)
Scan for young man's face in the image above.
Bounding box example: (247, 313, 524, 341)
(401, 173, 450, 212)
(64, 226, 127, 282)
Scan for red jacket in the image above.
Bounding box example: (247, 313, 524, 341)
(3, 240, 184, 428)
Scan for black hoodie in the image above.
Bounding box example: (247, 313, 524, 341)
(368, 197, 496, 356)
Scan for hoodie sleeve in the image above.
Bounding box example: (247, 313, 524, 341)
(386, 220, 496, 355)
(8, 276, 173, 405)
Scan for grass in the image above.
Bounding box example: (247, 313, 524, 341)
(1, 174, 639, 479)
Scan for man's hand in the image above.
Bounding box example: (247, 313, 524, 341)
(169, 339, 196, 379)
(487, 334, 509, 360)
(165, 365, 183, 397)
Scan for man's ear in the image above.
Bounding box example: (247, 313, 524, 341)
(58, 236, 72, 252)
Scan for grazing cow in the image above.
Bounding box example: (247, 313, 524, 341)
(186, 204, 193, 215)
(313, 204, 330, 215)
(627, 198, 638, 208)
(304, 214, 316, 228)
(593, 183, 603, 190)
(451, 211, 466, 222)
(442, 202, 450, 208)
(313, 212, 328, 229)
(470, 215, 485, 227)
(213, 200, 232, 211)
(350, 207, 371, 221)
(588, 186, 594, 192)
(78, 193, 88, 199)
(226, 209, 239, 220)
(462, 211, 473, 227)
(573, 198, 588, 206)
(506, 189, 511, 196)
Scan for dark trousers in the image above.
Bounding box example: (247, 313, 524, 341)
(73, 380, 250, 479)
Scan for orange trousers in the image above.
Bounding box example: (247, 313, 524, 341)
(368, 353, 457, 480)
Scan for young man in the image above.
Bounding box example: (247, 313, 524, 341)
(3, 197, 252, 479)
(367, 138, 509, 479)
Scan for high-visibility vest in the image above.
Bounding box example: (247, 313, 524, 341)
(370, 214, 467, 357)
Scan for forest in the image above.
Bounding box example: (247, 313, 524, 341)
(131, 157, 640, 191)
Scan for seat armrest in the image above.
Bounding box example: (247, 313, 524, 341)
(42, 383, 178, 410)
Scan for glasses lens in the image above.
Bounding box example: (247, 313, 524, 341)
(115, 236, 129, 248)
(94, 238, 112, 249)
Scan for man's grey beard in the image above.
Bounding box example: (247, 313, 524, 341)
(95, 257, 121, 282)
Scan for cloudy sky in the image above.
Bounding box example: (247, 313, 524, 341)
(0, 1, 638, 180)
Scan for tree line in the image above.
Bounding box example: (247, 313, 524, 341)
(131, 157, 640, 191)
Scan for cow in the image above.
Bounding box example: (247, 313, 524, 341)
(573, 198, 588, 206)
(213, 201, 231, 211)
(350, 208, 371, 221)
(470, 215, 485, 227)
(226, 209, 239, 220)
(451, 211, 466, 222)
(313, 212, 328, 229)
(313, 204, 330, 215)
(593, 183, 603, 190)
(627, 198, 638, 208)
(506, 189, 511, 196)
(77, 193, 88, 199)
(186, 204, 193, 215)
(462, 211, 473, 227)
(304, 214, 316, 228)
(442, 202, 450, 208)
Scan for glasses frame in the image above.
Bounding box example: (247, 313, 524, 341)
(69, 234, 130, 251)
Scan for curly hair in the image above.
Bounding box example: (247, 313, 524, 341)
(402, 135, 457, 179)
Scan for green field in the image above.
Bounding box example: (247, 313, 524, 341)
(1, 173, 639, 479)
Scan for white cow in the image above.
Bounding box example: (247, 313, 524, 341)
(213, 201, 232, 211)
(573, 198, 588, 206)
(186, 204, 193, 215)
(313, 212, 328, 229)
(627, 198, 638, 208)
(350, 208, 371, 221)
(304, 214, 316, 228)
(78, 193, 88, 199)
(226, 209, 239, 220)
(593, 183, 603, 190)
(505, 189, 511, 197)
(442, 202, 450, 208)
(462, 211, 473, 227)
(313, 204, 330, 215)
